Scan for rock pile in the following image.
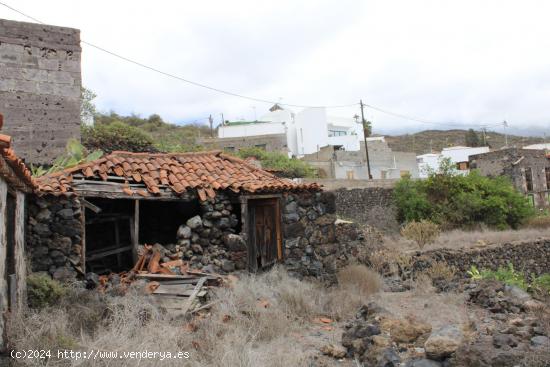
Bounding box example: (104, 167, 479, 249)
(169, 193, 244, 273)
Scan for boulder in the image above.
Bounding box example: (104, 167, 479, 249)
(177, 225, 192, 239)
(36, 208, 52, 221)
(222, 260, 235, 272)
(424, 325, 463, 360)
(403, 359, 442, 367)
(57, 208, 74, 220)
(493, 333, 518, 348)
(375, 348, 400, 367)
(320, 344, 346, 359)
(284, 201, 298, 214)
(186, 215, 203, 229)
(530, 335, 549, 348)
(380, 317, 432, 344)
(223, 234, 246, 251)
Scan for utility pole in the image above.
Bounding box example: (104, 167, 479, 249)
(360, 100, 373, 179)
(503, 120, 508, 147)
(208, 114, 213, 138)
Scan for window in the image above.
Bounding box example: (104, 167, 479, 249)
(328, 130, 347, 137)
(525, 167, 534, 192)
(456, 162, 469, 171)
(346, 170, 355, 180)
(546, 167, 550, 189)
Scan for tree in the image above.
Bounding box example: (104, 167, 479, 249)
(236, 147, 315, 178)
(364, 119, 372, 137)
(82, 121, 157, 153)
(80, 87, 97, 125)
(465, 128, 481, 147)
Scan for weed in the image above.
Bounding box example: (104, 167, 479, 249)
(400, 220, 440, 249)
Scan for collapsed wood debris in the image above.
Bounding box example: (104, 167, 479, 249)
(90, 244, 224, 315)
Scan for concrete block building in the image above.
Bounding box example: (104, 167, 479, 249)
(0, 19, 82, 164)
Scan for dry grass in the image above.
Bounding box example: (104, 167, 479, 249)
(384, 227, 550, 252)
(7, 266, 381, 367)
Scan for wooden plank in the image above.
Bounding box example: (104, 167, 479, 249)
(275, 197, 283, 261)
(14, 191, 26, 311)
(0, 178, 7, 351)
(135, 273, 217, 281)
(152, 278, 203, 285)
(152, 284, 196, 296)
(180, 277, 207, 315)
(81, 198, 102, 213)
(87, 245, 133, 261)
(8, 274, 16, 313)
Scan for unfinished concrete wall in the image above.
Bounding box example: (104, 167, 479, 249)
(0, 19, 81, 164)
(199, 133, 289, 154)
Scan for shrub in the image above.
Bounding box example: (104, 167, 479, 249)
(423, 261, 456, 283)
(532, 274, 550, 296)
(27, 273, 67, 309)
(82, 121, 157, 153)
(524, 213, 550, 229)
(400, 220, 440, 249)
(336, 264, 382, 296)
(394, 158, 534, 229)
(236, 147, 315, 178)
(467, 263, 528, 290)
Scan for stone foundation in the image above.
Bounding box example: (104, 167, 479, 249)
(27, 195, 83, 280)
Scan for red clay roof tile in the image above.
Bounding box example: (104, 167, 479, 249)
(36, 150, 319, 198)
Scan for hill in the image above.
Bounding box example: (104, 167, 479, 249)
(385, 129, 546, 154)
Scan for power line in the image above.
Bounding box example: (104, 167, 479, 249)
(0, 1, 358, 109)
(0, 1, 511, 129)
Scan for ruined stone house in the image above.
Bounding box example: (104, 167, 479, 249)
(29, 150, 351, 280)
(469, 148, 550, 209)
(0, 115, 35, 351)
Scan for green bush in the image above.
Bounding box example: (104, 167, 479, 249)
(82, 121, 157, 153)
(236, 147, 315, 178)
(468, 263, 550, 296)
(27, 273, 67, 309)
(532, 274, 550, 296)
(394, 158, 533, 229)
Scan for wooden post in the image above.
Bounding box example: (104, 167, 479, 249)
(0, 178, 7, 350)
(80, 202, 86, 274)
(275, 198, 283, 261)
(8, 275, 16, 314)
(132, 200, 140, 263)
(14, 191, 26, 311)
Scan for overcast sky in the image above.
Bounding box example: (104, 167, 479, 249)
(2, 0, 550, 135)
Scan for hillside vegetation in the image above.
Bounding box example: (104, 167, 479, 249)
(385, 129, 545, 154)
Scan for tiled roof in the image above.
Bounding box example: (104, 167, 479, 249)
(0, 133, 35, 192)
(36, 150, 320, 199)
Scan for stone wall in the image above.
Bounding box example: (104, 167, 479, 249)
(414, 239, 550, 277)
(171, 192, 244, 273)
(27, 195, 83, 280)
(282, 191, 373, 279)
(333, 187, 395, 226)
(0, 19, 82, 164)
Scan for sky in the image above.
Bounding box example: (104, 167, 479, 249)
(1, 0, 550, 136)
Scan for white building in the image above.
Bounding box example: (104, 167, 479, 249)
(216, 105, 364, 157)
(523, 143, 550, 150)
(417, 146, 490, 178)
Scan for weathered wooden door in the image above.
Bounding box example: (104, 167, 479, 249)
(247, 198, 282, 271)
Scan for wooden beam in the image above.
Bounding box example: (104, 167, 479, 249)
(275, 197, 283, 261)
(77, 189, 194, 201)
(86, 245, 133, 261)
(8, 275, 16, 313)
(132, 200, 140, 263)
(180, 277, 207, 315)
(0, 178, 7, 350)
(14, 191, 26, 311)
(81, 198, 102, 213)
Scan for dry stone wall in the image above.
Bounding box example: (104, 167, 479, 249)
(0, 19, 82, 164)
(333, 187, 395, 226)
(27, 195, 83, 280)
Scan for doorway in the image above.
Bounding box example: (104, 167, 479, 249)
(247, 198, 282, 271)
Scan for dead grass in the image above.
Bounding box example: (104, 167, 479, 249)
(384, 227, 550, 252)
(7, 266, 381, 367)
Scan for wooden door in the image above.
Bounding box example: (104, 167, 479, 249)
(247, 198, 282, 271)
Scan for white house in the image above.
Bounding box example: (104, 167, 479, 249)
(417, 146, 490, 178)
(523, 143, 550, 150)
(217, 105, 364, 157)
